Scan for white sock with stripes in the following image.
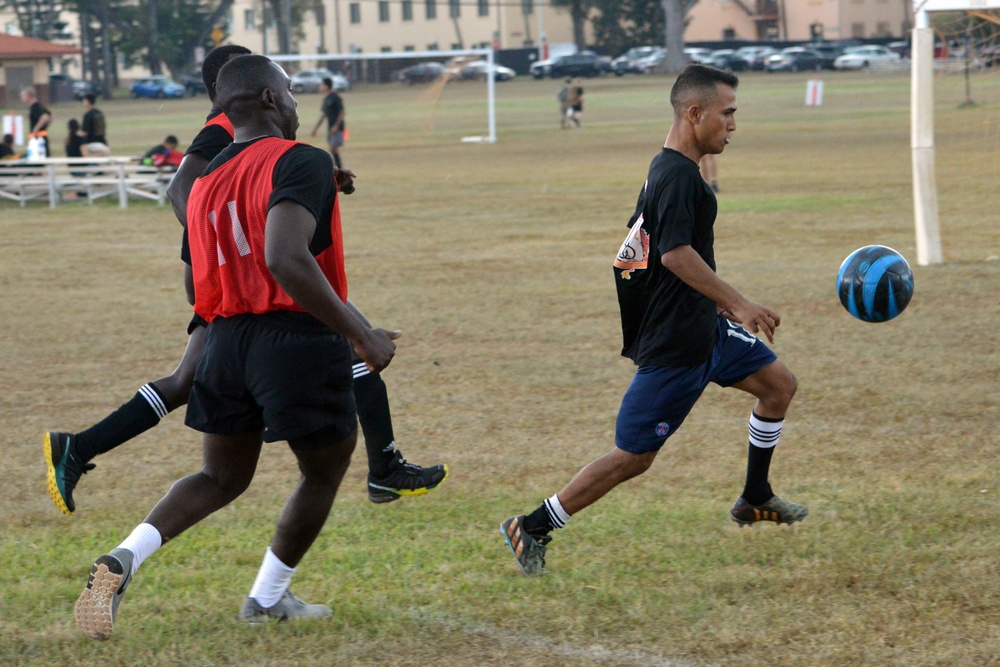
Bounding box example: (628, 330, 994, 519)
(117, 523, 162, 576)
(138, 383, 169, 420)
(544, 494, 572, 530)
(248, 547, 296, 608)
(748, 412, 783, 449)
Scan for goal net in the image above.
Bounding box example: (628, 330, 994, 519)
(912, 1, 1000, 264)
(268, 49, 498, 145)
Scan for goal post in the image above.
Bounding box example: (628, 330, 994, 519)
(911, 0, 1000, 265)
(268, 48, 497, 144)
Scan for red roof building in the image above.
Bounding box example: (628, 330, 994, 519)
(0, 34, 81, 107)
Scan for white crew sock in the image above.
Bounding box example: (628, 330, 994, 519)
(116, 523, 163, 576)
(248, 547, 296, 608)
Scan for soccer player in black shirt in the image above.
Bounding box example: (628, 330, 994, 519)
(500, 64, 807, 576)
(44, 45, 446, 518)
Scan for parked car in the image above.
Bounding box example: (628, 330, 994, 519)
(635, 50, 667, 74)
(806, 42, 847, 68)
(766, 47, 826, 72)
(612, 46, 663, 75)
(459, 61, 516, 81)
(737, 45, 778, 71)
(181, 69, 207, 96)
(289, 68, 351, 93)
(130, 76, 185, 99)
(833, 45, 903, 70)
(684, 47, 713, 63)
(397, 62, 447, 84)
(49, 73, 99, 100)
(545, 52, 613, 78)
(702, 50, 751, 71)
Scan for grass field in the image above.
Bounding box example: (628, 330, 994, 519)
(1, 71, 998, 667)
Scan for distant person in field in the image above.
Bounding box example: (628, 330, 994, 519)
(500, 64, 806, 576)
(557, 78, 571, 128)
(699, 153, 719, 193)
(74, 54, 401, 639)
(310, 77, 346, 169)
(45, 45, 445, 521)
(81, 93, 108, 146)
(566, 78, 584, 128)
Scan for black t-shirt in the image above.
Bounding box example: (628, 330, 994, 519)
(617, 148, 718, 367)
(82, 108, 107, 144)
(182, 137, 336, 264)
(321, 92, 345, 132)
(29, 101, 50, 132)
(65, 134, 86, 158)
(185, 108, 233, 161)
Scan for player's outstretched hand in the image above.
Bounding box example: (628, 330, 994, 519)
(334, 167, 356, 195)
(724, 300, 780, 344)
(354, 328, 401, 373)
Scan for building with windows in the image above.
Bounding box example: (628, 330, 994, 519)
(227, 0, 579, 59)
(686, 0, 913, 43)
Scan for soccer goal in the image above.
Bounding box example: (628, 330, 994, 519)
(268, 48, 498, 144)
(912, 0, 1000, 264)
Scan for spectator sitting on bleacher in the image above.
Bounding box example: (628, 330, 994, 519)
(66, 119, 111, 158)
(0, 133, 18, 160)
(142, 135, 183, 169)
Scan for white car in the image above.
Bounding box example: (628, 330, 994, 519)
(460, 61, 516, 82)
(833, 45, 902, 70)
(289, 69, 351, 93)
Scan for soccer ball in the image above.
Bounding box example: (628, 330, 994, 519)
(836, 245, 914, 322)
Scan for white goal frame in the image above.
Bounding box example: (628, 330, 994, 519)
(912, 0, 1000, 264)
(268, 48, 497, 144)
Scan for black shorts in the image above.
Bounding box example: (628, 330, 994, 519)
(185, 312, 357, 444)
(187, 313, 209, 334)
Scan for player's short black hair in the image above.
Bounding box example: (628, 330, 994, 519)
(3, 133, 14, 144)
(322, 77, 333, 89)
(216, 54, 287, 120)
(83, 93, 97, 104)
(202, 44, 253, 101)
(164, 135, 179, 145)
(669, 64, 739, 114)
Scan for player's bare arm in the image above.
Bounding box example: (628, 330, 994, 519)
(265, 200, 399, 372)
(661, 244, 780, 343)
(167, 153, 210, 227)
(334, 167, 356, 195)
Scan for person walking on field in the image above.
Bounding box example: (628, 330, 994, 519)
(566, 79, 583, 128)
(74, 54, 400, 639)
(557, 78, 571, 128)
(311, 77, 346, 168)
(500, 64, 807, 576)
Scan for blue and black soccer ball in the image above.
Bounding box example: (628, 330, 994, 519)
(837, 245, 914, 323)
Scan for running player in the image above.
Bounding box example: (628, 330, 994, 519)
(75, 54, 396, 637)
(45, 45, 446, 516)
(500, 64, 807, 576)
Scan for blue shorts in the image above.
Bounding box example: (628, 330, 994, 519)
(614, 316, 778, 454)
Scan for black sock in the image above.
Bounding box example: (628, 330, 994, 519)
(522, 503, 556, 536)
(742, 412, 783, 505)
(352, 363, 396, 479)
(742, 444, 776, 506)
(333, 153, 343, 169)
(73, 384, 170, 463)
